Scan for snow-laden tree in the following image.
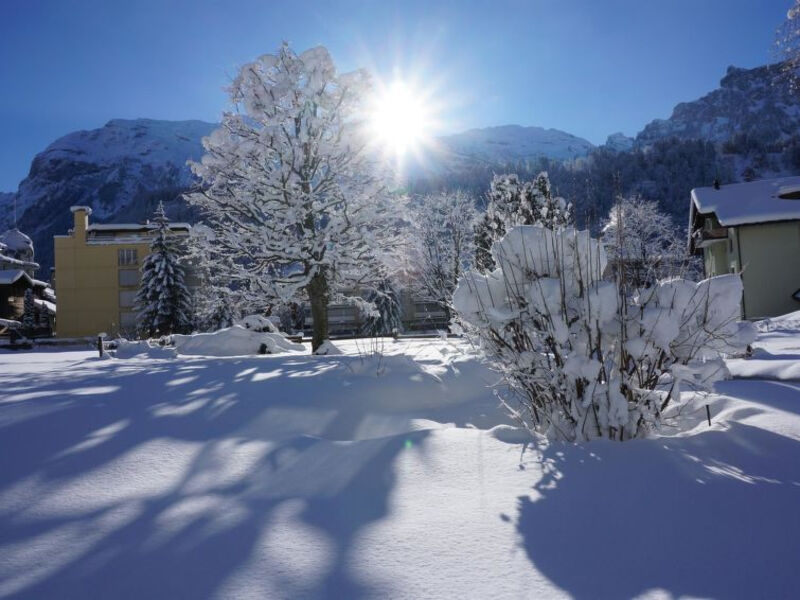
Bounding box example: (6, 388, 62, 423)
(474, 172, 572, 272)
(601, 196, 695, 288)
(776, 1, 800, 92)
(453, 225, 755, 442)
(361, 279, 403, 336)
(21, 289, 36, 335)
(183, 225, 240, 332)
(135, 203, 193, 337)
(407, 190, 477, 322)
(188, 44, 396, 352)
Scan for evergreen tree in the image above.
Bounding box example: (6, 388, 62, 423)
(474, 172, 572, 272)
(361, 279, 403, 336)
(22, 289, 36, 335)
(135, 203, 192, 337)
(473, 213, 495, 274)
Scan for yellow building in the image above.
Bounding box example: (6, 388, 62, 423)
(54, 206, 191, 337)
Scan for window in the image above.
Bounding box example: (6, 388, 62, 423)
(118, 269, 139, 287)
(119, 290, 137, 308)
(118, 248, 138, 266)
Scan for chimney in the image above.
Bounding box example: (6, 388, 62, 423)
(70, 206, 92, 241)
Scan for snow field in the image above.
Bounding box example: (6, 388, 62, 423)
(0, 336, 799, 598)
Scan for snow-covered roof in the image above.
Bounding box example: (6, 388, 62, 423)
(33, 298, 56, 315)
(0, 228, 34, 253)
(0, 254, 39, 269)
(691, 176, 800, 226)
(87, 223, 191, 232)
(0, 269, 30, 285)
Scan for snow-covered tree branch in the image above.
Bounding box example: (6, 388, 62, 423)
(407, 190, 477, 322)
(601, 196, 697, 288)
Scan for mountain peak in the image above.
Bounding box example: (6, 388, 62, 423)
(636, 61, 795, 146)
(439, 124, 594, 163)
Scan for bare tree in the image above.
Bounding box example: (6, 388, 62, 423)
(408, 190, 477, 321)
(601, 196, 696, 288)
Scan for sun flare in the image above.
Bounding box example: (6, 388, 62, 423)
(368, 80, 433, 157)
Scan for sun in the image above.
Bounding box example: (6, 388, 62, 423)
(368, 80, 433, 158)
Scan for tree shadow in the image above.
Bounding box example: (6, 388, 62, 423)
(515, 420, 800, 599)
(0, 350, 489, 598)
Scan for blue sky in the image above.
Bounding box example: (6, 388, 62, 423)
(0, 0, 791, 191)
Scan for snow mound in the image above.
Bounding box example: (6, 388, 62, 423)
(757, 310, 800, 332)
(236, 314, 280, 334)
(313, 340, 342, 355)
(171, 325, 305, 357)
(112, 339, 175, 359)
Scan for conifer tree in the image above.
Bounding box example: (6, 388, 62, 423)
(474, 172, 572, 272)
(362, 279, 403, 336)
(135, 203, 192, 337)
(22, 289, 36, 335)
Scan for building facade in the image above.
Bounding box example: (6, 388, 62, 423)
(689, 177, 800, 320)
(54, 206, 190, 337)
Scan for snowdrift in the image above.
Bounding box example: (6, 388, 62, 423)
(171, 325, 305, 357)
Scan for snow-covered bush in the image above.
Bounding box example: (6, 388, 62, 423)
(453, 225, 755, 441)
(237, 314, 280, 334)
(171, 325, 305, 357)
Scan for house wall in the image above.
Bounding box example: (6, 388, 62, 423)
(703, 239, 730, 278)
(737, 221, 800, 319)
(54, 222, 150, 338)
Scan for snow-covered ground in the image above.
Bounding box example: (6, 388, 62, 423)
(1, 334, 799, 599)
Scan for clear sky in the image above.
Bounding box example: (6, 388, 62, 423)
(0, 0, 792, 191)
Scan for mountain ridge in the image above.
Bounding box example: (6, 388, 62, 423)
(4, 61, 799, 278)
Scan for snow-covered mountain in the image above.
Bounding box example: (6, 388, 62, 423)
(604, 132, 635, 152)
(438, 124, 594, 164)
(636, 62, 799, 146)
(6, 119, 596, 276)
(9, 62, 799, 278)
(0, 192, 15, 223)
(6, 118, 216, 276)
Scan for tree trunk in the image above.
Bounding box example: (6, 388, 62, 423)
(307, 269, 329, 353)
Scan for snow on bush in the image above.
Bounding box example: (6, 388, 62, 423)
(453, 225, 756, 441)
(171, 325, 305, 357)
